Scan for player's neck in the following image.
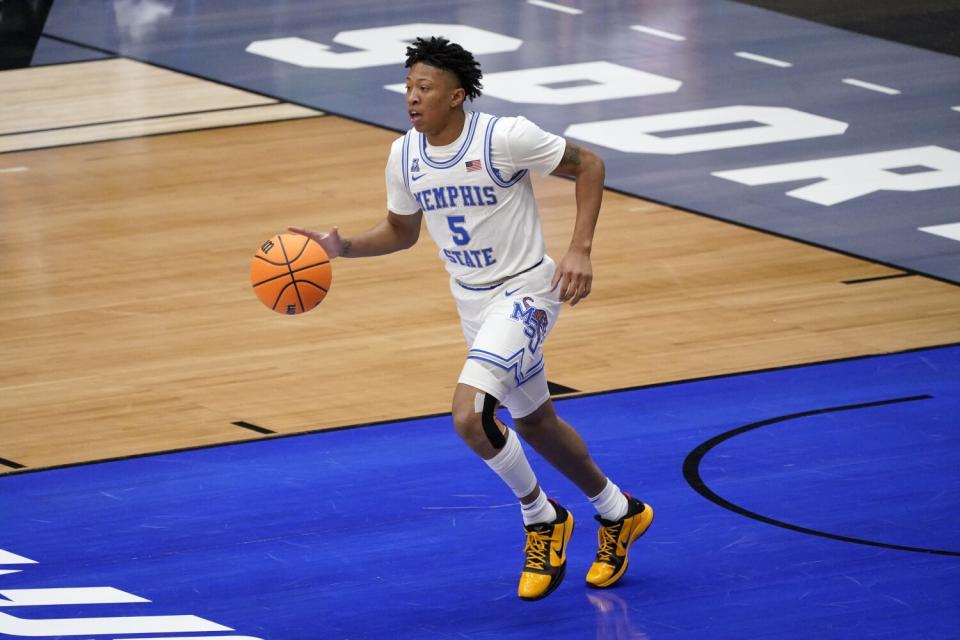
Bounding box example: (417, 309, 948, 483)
(426, 109, 466, 147)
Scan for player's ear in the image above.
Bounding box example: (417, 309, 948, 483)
(451, 87, 465, 108)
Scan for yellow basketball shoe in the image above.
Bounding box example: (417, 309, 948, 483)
(517, 500, 574, 600)
(586, 494, 653, 588)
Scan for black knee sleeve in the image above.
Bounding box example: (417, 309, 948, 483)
(481, 393, 507, 449)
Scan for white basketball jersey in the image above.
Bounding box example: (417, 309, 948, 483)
(386, 112, 566, 287)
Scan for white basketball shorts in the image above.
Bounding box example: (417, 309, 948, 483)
(454, 256, 561, 418)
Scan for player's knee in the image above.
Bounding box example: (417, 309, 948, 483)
(452, 404, 486, 449)
(451, 392, 507, 452)
(451, 403, 477, 435)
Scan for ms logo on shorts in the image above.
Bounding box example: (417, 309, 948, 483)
(511, 297, 549, 353)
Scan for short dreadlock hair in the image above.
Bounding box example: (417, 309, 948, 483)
(405, 36, 483, 101)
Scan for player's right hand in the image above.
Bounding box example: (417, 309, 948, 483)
(288, 226, 345, 259)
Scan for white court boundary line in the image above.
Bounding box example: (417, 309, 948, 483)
(735, 51, 793, 68)
(842, 78, 901, 95)
(630, 25, 686, 42)
(526, 0, 582, 15)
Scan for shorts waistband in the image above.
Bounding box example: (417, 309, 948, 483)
(455, 259, 544, 291)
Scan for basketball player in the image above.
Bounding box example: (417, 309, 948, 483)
(290, 37, 652, 600)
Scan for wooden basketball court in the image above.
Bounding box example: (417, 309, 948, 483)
(3, 57, 958, 470)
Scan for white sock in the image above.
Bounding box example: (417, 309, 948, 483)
(483, 428, 538, 500)
(589, 478, 629, 522)
(521, 490, 557, 526)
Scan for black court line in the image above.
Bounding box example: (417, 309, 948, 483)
(232, 421, 276, 435)
(0, 457, 26, 470)
(28, 34, 118, 69)
(3, 341, 958, 478)
(682, 394, 960, 557)
(2, 102, 281, 138)
(41, 33, 116, 57)
(26, 55, 119, 70)
(843, 273, 915, 284)
(547, 380, 580, 395)
(0, 114, 326, 155)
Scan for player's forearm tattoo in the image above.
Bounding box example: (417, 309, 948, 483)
(340, 238, 352, 257)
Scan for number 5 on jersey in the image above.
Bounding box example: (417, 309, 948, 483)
(447, 215, 471, 246)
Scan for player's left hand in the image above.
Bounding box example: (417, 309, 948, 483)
(552, 249, 593, 306)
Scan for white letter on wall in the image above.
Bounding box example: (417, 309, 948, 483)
(713, 146, 960, 205)
(247, 24, 521, 69)
(565, 106, 847, 154)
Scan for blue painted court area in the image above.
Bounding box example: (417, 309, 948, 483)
(40, 0, 960, 283)
(30, 36, 111, 67)
(2, 345, 958, 639)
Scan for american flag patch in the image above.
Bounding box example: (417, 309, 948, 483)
(465, 159, 482, 172)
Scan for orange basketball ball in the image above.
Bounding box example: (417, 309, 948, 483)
(250, 233, 331, 314)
